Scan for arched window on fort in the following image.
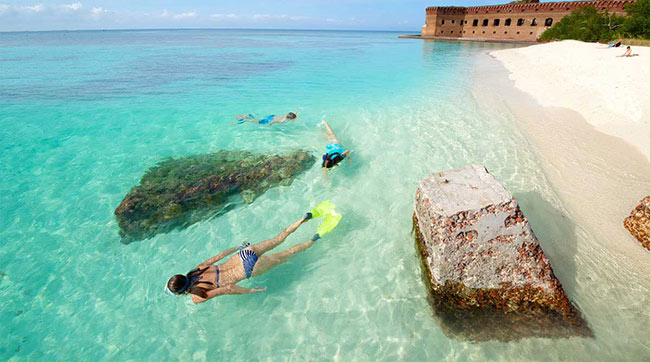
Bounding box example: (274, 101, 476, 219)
(517, 18, 525, 26)
(473, 19, 479, 26)
(505, 18, 512, 26)
(441, 19, 445, 25)
(531, 18, 537, 26)
(493, 19, 500, 26)
(482, 19, 489, 26)
(545, 18, 553, 26)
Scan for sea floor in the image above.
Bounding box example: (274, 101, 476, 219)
(0, 30, 648, 361)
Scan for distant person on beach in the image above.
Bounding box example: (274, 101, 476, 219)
(618, 46, 639, 57)
(320, 120, 350, 170)
(236, 110, 298, 125)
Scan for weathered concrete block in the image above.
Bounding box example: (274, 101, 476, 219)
(624, 196, 650, 250)
(413, 164, 590, 341)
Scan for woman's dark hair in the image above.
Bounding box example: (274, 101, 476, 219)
(167, 274, 188, 293)
(287, 112, 297, 119)
(322, 153, 344, 168)
(167, 266, 210, 298)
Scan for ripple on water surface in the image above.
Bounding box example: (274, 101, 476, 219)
(0, 30, 648, 361)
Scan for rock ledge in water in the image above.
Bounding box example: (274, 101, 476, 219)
(413, 164, 591, 341)
(623, 196, 650, 251)
(115, 149, 315, 242)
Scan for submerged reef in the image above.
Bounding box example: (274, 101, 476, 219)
(115, 150, 315, 242)
(413, 164, 591, 341)
(624, 196, 650, 250)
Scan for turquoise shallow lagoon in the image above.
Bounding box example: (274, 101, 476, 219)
(0, 29, 648, 361)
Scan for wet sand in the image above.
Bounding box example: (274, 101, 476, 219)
(473, 50, 650, 269)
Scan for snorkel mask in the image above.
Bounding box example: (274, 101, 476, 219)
(164, 276, 189, 296)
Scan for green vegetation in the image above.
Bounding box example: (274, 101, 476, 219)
(540, 0, 650, 42)
(622, 38, 650, 46)
(114, 149, 315, 242)
(621, 0, 650, 39)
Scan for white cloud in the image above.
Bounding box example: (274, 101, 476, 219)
(251, 14, 310, 21)
(24, 4, 44, 12)
(64, 2, 82, 11)
(0, 5, 7, 14)
(211, 13, 238, 19)
(91, 7, 107, 15)
(173, 12, 196, 20)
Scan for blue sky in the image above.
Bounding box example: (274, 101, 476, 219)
(0, 1, 568, 32)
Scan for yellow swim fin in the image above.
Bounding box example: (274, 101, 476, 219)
(309, 200, 336, 219)
(316, 212, 341, 237)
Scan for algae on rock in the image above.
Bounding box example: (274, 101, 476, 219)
(115, 149, 315, 242)
(413, 164, 591, 341)
(624, 195, 650, 250)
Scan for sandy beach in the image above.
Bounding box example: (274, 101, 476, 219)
(478, 40, 650, 263)
(492, 40, 650, 160)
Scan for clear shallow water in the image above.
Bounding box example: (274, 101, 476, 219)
(0, 29, 648, 361)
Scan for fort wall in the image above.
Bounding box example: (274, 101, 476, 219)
(421, 0, 636, 42)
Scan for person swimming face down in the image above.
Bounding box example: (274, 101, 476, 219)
(322, 152, 344, 169)
(286, 112, 297, 121)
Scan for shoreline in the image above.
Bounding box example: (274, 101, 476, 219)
(473, 48, 650, 266)
(491, 40, 650, 160)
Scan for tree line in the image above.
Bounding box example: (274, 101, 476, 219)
(539, 0, 650, 42)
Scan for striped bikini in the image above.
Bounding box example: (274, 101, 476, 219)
(238, 243, 259, 279)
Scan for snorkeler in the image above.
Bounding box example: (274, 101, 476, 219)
(320, 120, 351, 170)
(236, 109, 299, 125)
(165, 201, 341, 304)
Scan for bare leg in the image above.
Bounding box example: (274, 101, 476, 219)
(250, 239, 314, 277)
(249, 217, 307, 256)
(321, 121, 340, 144)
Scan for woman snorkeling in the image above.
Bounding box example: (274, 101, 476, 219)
(165, 201, 341, 304)
(236, 109, 299, 126)
(320, 120, 351, 170)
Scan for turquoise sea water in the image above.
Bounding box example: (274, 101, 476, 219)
(0, 29, 648, 361)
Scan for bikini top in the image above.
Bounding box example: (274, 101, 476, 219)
(187, 265, 219, 289)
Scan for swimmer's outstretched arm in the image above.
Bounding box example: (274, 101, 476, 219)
(268, 116, 287, 125)
(343, 150, 351, 164)
(201, 246, 238, 265)
(192, 285, 266, 304)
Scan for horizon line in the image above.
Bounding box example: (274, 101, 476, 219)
(0, 26, 418, 34)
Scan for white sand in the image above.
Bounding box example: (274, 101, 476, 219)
(491, 40, 650, 160)
(473, 42, 650, 263)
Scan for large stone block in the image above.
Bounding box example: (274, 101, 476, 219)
(624, 196, 650, 250)
(413, 164, 590, 341)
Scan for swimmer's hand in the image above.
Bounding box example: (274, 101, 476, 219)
(303, 212, 313, 220)
(250, 286, 267, 293)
